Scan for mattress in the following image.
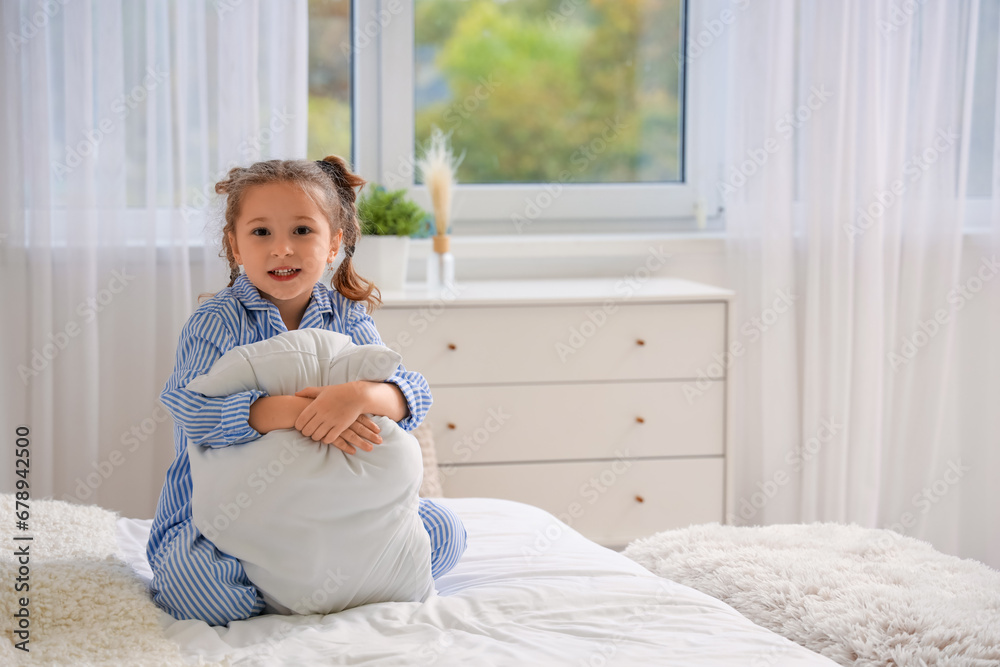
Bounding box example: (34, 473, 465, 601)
(116, 497, 838, 666)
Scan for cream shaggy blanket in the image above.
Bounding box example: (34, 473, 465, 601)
(0, 494, 219, 667)
(623, 522, 1000, 666)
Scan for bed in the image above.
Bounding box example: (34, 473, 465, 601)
(8, 334, 993, 665)
(2, 492, 837, 666)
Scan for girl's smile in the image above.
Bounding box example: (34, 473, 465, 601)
(269, 267, 301, 279)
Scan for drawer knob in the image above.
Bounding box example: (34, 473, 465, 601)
(635, 416, 645, 424)
(447, 422, 456, 430)
(635, 495, 645, 503)
(636, 339, 646, 346)
(447, 343, 457, 350)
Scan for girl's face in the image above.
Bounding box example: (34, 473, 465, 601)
(228, 181, 343, 322)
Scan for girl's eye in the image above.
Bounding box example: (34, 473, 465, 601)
(248, 226, 311, 236)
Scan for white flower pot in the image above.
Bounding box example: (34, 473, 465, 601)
(351, 235, 410, 292)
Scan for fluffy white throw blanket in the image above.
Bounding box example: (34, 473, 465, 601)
(623, 522, 1000, 666)
(0, 494, 216, 666)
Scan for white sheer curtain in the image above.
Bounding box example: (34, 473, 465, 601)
(0, 0, 307, 518)
(723, 0, 1000, 568)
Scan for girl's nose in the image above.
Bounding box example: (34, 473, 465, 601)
(270, 239, 293, 256)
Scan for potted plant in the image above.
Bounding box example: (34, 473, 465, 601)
(353, 185, 429, 291)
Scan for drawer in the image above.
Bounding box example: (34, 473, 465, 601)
(430, 380, 724, 464)
(441, 458, 724, 547)
(373, 302, 726, 385)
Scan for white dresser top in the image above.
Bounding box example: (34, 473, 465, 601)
(376, 278, 734, 308)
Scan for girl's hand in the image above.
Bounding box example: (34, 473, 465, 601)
(293, 383, 383, 455)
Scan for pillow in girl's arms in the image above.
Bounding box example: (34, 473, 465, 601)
(184, 329, 432, 616)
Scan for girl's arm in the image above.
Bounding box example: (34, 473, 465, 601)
(381, 364, 428, 431)
(160, 313, 269, 452)
(293, 381, 408, 422)
(247, 395, 313, 434)
(291, 381, 403, 449)
(248, 382, 388, 454)
(247, 394, 397, 435)
(360, 381, 409, 422)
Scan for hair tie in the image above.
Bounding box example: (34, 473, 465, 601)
(315, 160, 342, 184)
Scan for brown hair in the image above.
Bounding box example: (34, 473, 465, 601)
(197, 156, 381, 312)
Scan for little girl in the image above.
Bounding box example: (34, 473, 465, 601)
(146, 156, 467, 626)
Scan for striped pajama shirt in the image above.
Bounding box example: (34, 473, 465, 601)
(146, 272, 467, 626)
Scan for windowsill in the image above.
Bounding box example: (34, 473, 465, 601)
(403, 226, 992, 262)
(406, 231, 728, 260)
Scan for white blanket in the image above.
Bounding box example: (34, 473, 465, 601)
(116, 498, 839, 666)
(623, 522, 1000, 666)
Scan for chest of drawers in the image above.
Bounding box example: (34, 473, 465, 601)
(372, 278, 733, 549)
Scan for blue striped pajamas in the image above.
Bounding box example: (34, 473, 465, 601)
(147, 273, 467, 625)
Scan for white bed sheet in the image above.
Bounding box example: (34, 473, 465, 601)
(116, 497, 837, 666)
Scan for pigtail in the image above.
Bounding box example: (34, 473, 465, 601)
(317, 156, 382, 312)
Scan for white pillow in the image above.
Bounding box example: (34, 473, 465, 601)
(184, 329, 433, 616)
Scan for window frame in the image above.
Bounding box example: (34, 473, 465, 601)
(352, 0, 726, 234)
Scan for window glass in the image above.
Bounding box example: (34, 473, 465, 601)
(414, 0, 685, 185)
(308, 0, 353, 160)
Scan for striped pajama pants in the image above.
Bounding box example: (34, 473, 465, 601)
(149, 498, 467, 626)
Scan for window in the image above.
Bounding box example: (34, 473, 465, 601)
(347, 0, 724, 233)
(308, 0, 353, 160)
(413, 0, 683, 186)
(965, 0, 999, 229)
